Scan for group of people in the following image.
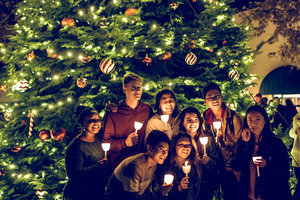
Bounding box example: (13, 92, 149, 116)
(63, 72, 295, 200)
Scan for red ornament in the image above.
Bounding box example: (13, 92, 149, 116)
(185, 52, 197, 65)
(208, 49, 214, 53)
(76, 78, 87, 88)
(50, 128, 66, 141)
(39, 130, 51, 141)
(47, 49, 59, 59)
(142, 54, 152, 66)
(228, 69, 240, 81)
(125, 7, 137, 16)
(11, 146, 22, 153)
(187, 40, 196, 49)
(222, 40, 228, 45)
(99, 58, 115, 74)
(21, 120, 27, 125)
(61, 17, 76, 27)
(36, 189, 48, 198)
(192, 0, 197, 2)
(169, 3, 179, 10)
(161, 52, 172, 61)
(0, 85, 7, 92)
(0, 169, 6, 176)
(27, 51, 36, 62)
(16, 80, 29, 92)
(80, 55, 91, 63)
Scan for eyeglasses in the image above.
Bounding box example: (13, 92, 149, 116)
(87, 119, 101, 123)
(177, 143, 192, 149)
(205, 94, 221, 102)
(126, 85, 142, 91)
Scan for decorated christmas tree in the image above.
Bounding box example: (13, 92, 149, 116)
(0, 0, 255, 199)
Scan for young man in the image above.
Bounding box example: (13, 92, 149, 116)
(103, 73, 153, 169)
(202, 82, 243, 200)
(105, 130, 170, 200)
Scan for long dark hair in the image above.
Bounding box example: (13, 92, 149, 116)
(154, 89, 180, 118)
(178, 107, 203, 141)
(168, 132, 201, 178)
(74, 106, 99, 126)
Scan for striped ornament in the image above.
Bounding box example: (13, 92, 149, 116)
(228, 69, 240, 80)
(99, 58, 115, 74)
(28, 113, 34, 138)
(185, 52, 197, 65)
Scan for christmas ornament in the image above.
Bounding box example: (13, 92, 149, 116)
(51, 128, 66, 141)
(11, 146, 22, 153)
(169, 3, 179, 10)
(61, 17, 76, 27)
(228, 69, 240, 81)
(76, 78, 87, 88)
(3, 111, 11, 121)
(208, 49, 214, 53)
(80, 55, 91, 63)
(0, 169, 6, 176)
(21, 120, 27, 125)
(161, 52, 172, 61)
(47, 49, 59, 59)
(0, 84, 7, 92)
(125, 7, 137, 16)
(192, 0, 197, 2)
(222, 40, 228, 45)
(36, 189, 48, 198)
(187, 40, 196, 49)
(16, 80, 29, 92)
(142, 54, 152, 66)
(99, 17, 109, 29)
(27, 51, 36, 62)
(185, 52, 197, 65)
(28, 113, 34, 138)
(39, 130, 50, 141)
(99, 58, 115, 74)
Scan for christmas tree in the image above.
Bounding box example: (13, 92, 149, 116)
(0, 0, 255, 199)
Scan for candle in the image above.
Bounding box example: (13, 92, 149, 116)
(212, 121, 221, 141)
(134, 121, 143, 134)
(164, 174, 174, 185)
(161, 115, 169, 133)
(252, 156, 262, 177)
(199, 137, 208, 156)
(182, 161, 191, 177)
(101, 143, 111, 159)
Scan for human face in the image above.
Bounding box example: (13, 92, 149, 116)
(204, 89, 222, 112)
(183, 113, 200, 136)
(149, 142, 169, 165)
(159, 93, 176, 115)
(247, 111, 265, 135)
(83, 113, 101, 135)
(123, 80, 143, 101)
(176, 137, 192, 160)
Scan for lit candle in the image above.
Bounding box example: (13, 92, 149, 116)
(199, 137, 208, 156)
(101, 143, 111, 159)
(164, 174, 174, 185)
(182, 160, 191, 177)
(252, 156, 262, 177)
(134, 121, 143, 134)
(212, 121, 221, 141)
(161, 115, 169, 133)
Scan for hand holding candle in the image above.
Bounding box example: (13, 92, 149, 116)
(200, 137, 208, 156)
(213, 121, 221, 141)
(164, 174, 174, 185)
(134, 121, 143, 134)
(101, 143, 111, 160)
(161, 115, 169, 133)
(182, 160, 191, 177)
(252, 156, 262, 177)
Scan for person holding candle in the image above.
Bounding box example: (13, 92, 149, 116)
(103, 73, 153, 171)
(157, 132, 201, 200)
(230, 105, 292, 200)
(202, 82, 243, 200)
(145, 89, 180, 143)
(178, 107, 220, 200)
(64, 106, 108, 200)
(105, 130, 170, 200)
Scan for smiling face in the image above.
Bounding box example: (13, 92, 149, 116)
(175, 137, 192, 161)
(123, 80, 143, 102)
(204, 89, 222, 112)
(183, 112, 200, 136)
(247, 111, 265, 135)
(148, 142, 169, 165)
(83, 113, 101, 135)
(159, 93, 176, 115)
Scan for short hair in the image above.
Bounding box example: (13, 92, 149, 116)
(122, 72, 143, 87)
(202, 82, 221, 99)
(255, 93, 262, 98)
(146, 130, 170, 148)
(154, 89, 180, 118)
(74, 106, 98, 124)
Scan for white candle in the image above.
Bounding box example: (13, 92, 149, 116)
(182, 160, 191, 177)
(213, 121, 221, 141)
(161, 115, 169, 133)
(164, 174, 174, 185)
(200, 137, 208, 156)
(252, 156, 262, 177)
(101, 143, 111, 159)
(134, 121, 143, 134)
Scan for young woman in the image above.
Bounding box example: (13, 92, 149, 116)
(64, 106, 108, 200)
(145, 89, 180, 142)
(231, 105, 292, 200)
(178, 107, 220, 200)
(157, 132, 201, 200)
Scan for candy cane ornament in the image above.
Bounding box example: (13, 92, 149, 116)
(28, 113, 34, 138)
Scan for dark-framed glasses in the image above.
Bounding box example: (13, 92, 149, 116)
(87, 119, 101, 123)
(206, 94, 221, 102)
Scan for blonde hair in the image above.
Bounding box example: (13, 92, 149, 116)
(122, 72, 143, 87)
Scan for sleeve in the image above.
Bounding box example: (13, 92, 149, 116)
(65, 142, 105, 181)
(233, 113, 243, 142)
(205, 135, 220, 171)
(103, 113, 126, 152)
(230, 138, 252, 171)
(144, 118, 160, 145)
(122, 162, 142, 193)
